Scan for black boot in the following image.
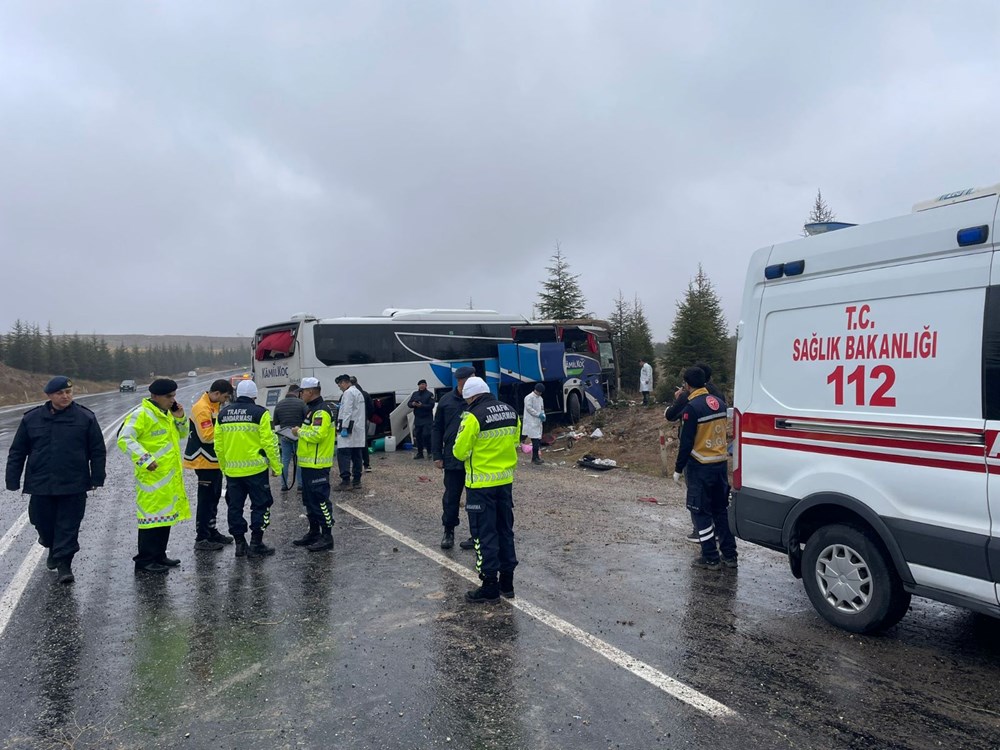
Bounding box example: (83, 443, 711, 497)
(56, 560, 75, 584)
(459, 537, 476, 550)
(499, 571, 515, 599)
(440, 529, 455, 550)
(307, 528, 334, 552)
(248, 530, 275, 558)
(293, 523, 320, 547)
(46, 551, 57, 571)
(465, 575, 500, 603)
(209, 529, 234, 545)
(234, 535, 248, 558)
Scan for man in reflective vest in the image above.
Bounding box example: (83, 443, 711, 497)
(117, 378, 191, 574)
(291, 377, 336, 551)
(183, 378, 234, 550)
(452, 377, 521, 602)
(673, 366, 737, 570)
(215, 379, 281, 558)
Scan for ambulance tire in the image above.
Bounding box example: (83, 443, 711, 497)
(567, 392, 581, 424)
(801, 523, 911, 634)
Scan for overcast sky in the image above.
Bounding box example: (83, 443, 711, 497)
(2, 2, 999, 340)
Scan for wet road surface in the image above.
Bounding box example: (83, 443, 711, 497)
(2, 384, 1000, 749)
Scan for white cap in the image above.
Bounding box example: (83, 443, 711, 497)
(236, 380, 258, 399)
(462, 377, 489, 399)
(299, 377, 320, 390)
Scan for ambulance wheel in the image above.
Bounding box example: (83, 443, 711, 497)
(801, 523, 911, 634)
(567, 392, 581, 423)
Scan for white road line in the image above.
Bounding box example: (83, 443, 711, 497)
(0, 405, 136, 640)
(0, 510, 30, 559)
(337, 502, 739, 721)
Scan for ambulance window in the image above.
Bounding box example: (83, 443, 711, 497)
(982, 286, 1000, 420)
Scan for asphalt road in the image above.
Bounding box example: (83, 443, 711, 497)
(2, 382, 1000, 750)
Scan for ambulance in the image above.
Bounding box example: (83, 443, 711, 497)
(731, 184, 1000, 633)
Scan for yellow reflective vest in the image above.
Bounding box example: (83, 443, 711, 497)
(297, 397, 335, 469)
(117, 399, 191, 529)
(453, 394, 521, 488)
(182, 392, 221, 470)
(214, 396, 281, 477)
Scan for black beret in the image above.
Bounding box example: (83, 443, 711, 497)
(454, 366, 475, 380)
(44, 376, 72, 394)
(533, 383, 546, 394)
(149, 378, 178, 395)
(417, 379, 427, 385)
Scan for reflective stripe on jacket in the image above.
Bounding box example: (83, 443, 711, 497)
(675, 387, 729, 473)
(117, 399, 191, 529)
(297, 397, 336, 469)
(453, 394, 520, 488)
(183, 392, 221, 470)
(214, 396, 281, 477)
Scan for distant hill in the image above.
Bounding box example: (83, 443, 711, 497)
(67, 334, 249, 351)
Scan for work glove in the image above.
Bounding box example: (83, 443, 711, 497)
(340, 429, 349, 437)
(539, 412, 546, 422)
(672, 471, 683, 486)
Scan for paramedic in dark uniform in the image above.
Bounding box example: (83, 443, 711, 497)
(432, 366, 475, 549)
(673, 366, 737, 570)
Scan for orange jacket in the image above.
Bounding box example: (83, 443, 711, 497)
(182, 392, 221, 470)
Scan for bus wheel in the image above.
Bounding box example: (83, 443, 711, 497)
(567, 391, 581, 424)
(801, 523, 910, 634)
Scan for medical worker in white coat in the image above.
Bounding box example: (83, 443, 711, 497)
(523, 384, 546, 465)
(639, 358, 653, 406)
(334, 374, 366, 490)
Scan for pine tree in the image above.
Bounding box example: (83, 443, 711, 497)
(804, 189, 836, 235)
(537, 242, 588, 320)
(659, 265, 731, 400)
(607, 291, 655, 396)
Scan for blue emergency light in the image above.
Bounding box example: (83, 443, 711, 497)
(764, 263, 784, 280)
(957, 225, 989, 247)
(783, 259, 805, 276)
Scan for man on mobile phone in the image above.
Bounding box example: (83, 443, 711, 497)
(117, 379, 191, 574)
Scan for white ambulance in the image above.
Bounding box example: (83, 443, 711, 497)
(731, 184, 1000, 633)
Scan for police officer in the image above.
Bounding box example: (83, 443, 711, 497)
(453, 377, 521, 602)
(432, 366, 475, 550)
(408, 379, 435, 459)
(5, 376, 106, 584)
(214, 380, 281, 558)
(673, 366, 737, 570)
(183, 378, 235, 550)
(117, 378, 191, 574)
(291, 377, 335, 551)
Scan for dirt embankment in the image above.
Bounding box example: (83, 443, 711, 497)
(0, 362, 120, 406)
(543, 400, 682, 478)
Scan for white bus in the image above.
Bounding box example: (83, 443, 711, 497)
(250, 309, 528, 439)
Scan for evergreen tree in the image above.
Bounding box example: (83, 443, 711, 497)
(803, 188, 836, 235)
(537, 242, 588, 319)
(659, 265, 731, 400)
(607, 291, 655, 395)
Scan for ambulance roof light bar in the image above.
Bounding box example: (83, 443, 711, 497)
(912, 183, 1000, 213)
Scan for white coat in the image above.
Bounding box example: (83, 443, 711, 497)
(639, 362, 653, 392)
(336, 386, 366, 449)
(523, 392, 545, 440)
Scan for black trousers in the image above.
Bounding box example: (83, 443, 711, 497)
(441, 469, 465, 530)
(685, 462, 737, 563)
(413, 424, 432, 455)
(337, 447, 364, 484)
(135, 525, 171, 566)
(194, 468, 223, 540)
(28, 493, 87, 562)
(301, 467, 333, 530)
(225, 470, 274, 536)
(466, 484, 517, 580)
(531, 438, 541, 460)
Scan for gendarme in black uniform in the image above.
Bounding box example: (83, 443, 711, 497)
(5, 383, 106, 581)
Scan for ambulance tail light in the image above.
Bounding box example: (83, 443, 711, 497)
(957, 225, 989, 247)
(732, 409, 742, 490)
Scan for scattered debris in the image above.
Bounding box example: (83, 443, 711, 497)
(590, 428, 604, 438)
(577, 454, 617, 471)
(637, 497, 660, 504)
